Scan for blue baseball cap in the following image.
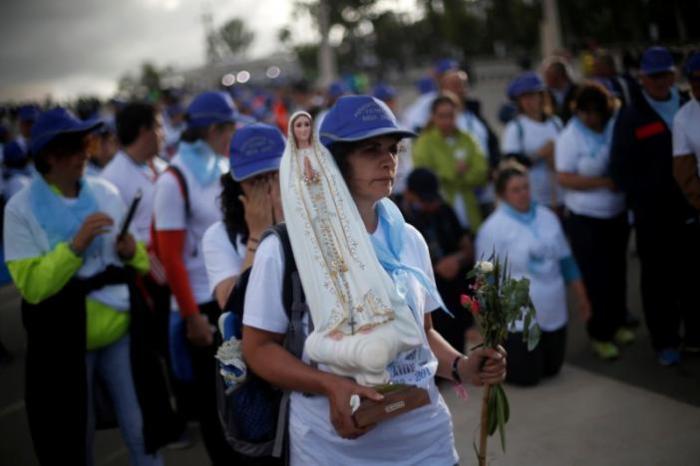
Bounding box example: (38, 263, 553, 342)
(640, 46, 675, 75)
(685, 52, 700, 76)
(319, 95, 416, 148)
(507, 72, 545, 100)
(372, 83, 397, 102)
(18, 104, 40, 123)
(186, 91, 247, 129)
(435, 58, 459, 75)
(3, 140, 29, 166)
(328, 80, 350, 99)
(30, 107, 103, 155)
(229, 123, 285, 181)
(416, 76, 437, 95)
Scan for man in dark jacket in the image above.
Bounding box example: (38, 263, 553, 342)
(610, 46, 699, 366)
(543, 57, 579, 123)
(395, 168, 476, 353)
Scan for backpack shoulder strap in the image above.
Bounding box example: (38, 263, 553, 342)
(167, 165, 191, 218)
(516, 118, 525, 154)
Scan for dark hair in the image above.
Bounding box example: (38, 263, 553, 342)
(430, 93, 459, 115)
(495, 161, 528, 196)
(573, 82, 614, 123)
(219, 173, 248, 245)
(34, 132, 88, 174)
(180, 121, 233, 143)
(116, 102, 157, 146)
(327, 140, 360, 183)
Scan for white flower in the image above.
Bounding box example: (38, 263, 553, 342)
(476, 261, 494, 273)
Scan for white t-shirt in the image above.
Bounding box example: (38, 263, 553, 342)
(101, 151, 168, 244)
(4, 177, 133, 311)
(502, 115, 564, 207)
(201, 221, 246, 296)
(243, 222, 458, 466)
(673, 99, 700, 172)
(476, 205, 570, 332)
(555, 120, 625, 218)
(153, 154, 226, 307)
(3, 171, 32, 200)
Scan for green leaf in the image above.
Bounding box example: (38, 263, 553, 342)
(527, 322, 541, 351)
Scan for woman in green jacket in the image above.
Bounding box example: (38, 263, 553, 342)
(413, 93, 488, 230)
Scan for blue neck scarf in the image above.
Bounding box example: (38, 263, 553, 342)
(644, 87, 680, 129)
(572, 115, 616, 159)
(500, 201, 539, 237)
(29, 176, 101, 256)
(370, 198, 449, 317)
(179, 140, 223, 187)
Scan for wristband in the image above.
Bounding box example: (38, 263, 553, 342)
(452, 355, 466, 384)
(248, 237, 260, 244)
(247, 246, 257, 253)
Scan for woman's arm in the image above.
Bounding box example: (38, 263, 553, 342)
(556, 172, 615, 191)
(7, 243, 83, 304)
(242, 325, 383, 439)
(425, 313, 506, 386)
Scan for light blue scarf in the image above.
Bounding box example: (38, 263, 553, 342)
(572, 115, 616, 159)
(371, 198, 449, 317)
(501, 201, 539, 237)
(644, 87, 680, 129)
(179, 140, 223, 187)
(29, 176, 101, 257)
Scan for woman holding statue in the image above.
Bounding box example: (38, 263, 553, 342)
(241, 97, 506, 465)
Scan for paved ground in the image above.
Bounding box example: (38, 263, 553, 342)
(2, 63, 699, 465)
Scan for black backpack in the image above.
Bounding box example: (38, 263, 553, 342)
(215, 223, 310, 461)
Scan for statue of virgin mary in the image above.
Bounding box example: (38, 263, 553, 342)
(280, 111, 424, 386)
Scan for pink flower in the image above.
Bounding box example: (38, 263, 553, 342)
(460, 294, 480, 316)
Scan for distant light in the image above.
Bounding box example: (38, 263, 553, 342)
(266, 66, 281, 79)
(236, 70, 251, 83)
(222, 74, 236, 87)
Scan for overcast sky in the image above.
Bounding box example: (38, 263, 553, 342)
(0, 0, 316, 101)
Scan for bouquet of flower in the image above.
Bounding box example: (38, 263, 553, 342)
(461, 253, 540, 466)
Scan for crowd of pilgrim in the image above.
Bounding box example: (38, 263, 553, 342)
(0, 44, 698, 465)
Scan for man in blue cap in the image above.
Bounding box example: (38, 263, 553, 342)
(153, 90, 248, 464)
(673, 51, 700, 217)
(610, 46, 698, 366)
(15, 104, 40, 153)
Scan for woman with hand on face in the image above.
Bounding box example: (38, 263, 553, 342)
(242, 96, 506, 465)
(202, 123, 286, 311)
(152, 91, 246, 464)
(413, 93, 488, 230)
(476, 162, 591, 386)
(555, 82, 633, 360)
(4, 108, 176, 465)
(502, 72, 564, 214)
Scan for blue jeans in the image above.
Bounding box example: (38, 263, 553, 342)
(85, 334, 163, 466)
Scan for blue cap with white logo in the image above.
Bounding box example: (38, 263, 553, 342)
(507, 72, 545, 100)
(186, 91, 249, 129)
(640, 46, 675, 75)
(435, 58, 459, 75)
(372, 83, 397, 102)
(319, 95, 416, 149)
(229, 123, 285, 181)
(30, 107, 103, 155)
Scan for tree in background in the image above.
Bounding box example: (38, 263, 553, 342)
(219, 18, 256, 58)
